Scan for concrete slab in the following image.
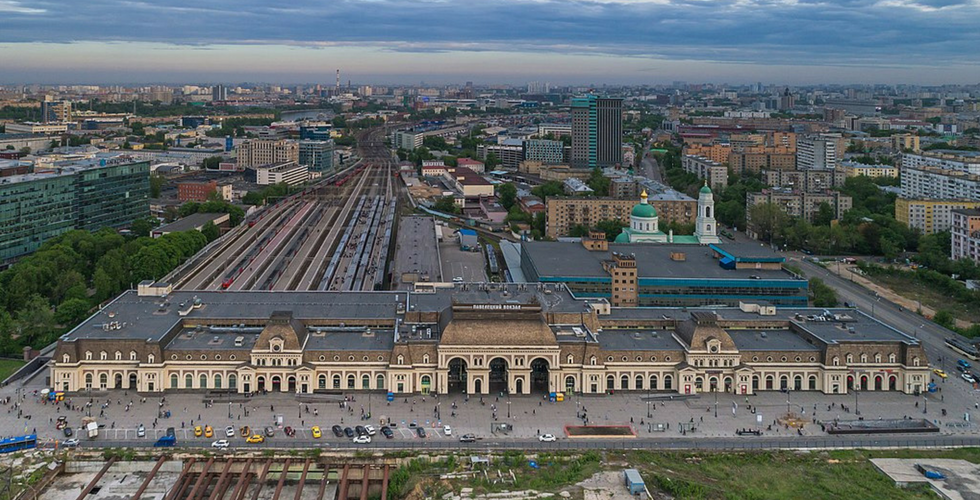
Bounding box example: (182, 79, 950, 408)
(872, 458, 980, 500)
(440, 232, 487, 283)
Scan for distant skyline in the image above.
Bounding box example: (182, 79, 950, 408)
(2, 0, 980, 85)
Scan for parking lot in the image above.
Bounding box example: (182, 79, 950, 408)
(439, 227, 487, 283)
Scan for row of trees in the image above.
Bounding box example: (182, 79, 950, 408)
(0, 228, 209, 357)
(242, 182, 297, 206)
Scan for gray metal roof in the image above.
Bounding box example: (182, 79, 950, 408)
(729, 330, 821, 351)
(597, 330, 684, 351)
(305, 329, 395, 351)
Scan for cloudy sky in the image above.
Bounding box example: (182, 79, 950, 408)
(1, 0, 979, 85)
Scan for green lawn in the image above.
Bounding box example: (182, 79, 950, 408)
(872, 273, 980, 323)
(0, 358, 26, 382)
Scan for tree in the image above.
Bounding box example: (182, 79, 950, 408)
(55, 298, 92, 326)
(202, 156, 223, 170)
(130, 217, 156, 238)
(595, 219, 627, 241)
(433, 196, 460, 214)
(16, 294, 55, 345)
(587, 168, 610, 196)
(201, 221, 220, 242)
(809, 278, 839, 307)
(496, 183, 518, 210)
(748, 203, 788, 244)
(531, 181, 564, 201)
(533, 212, 546, 236)
(933, 310, 955, 329)
(812, 202, 835, 227)
(484, 152, 501, 169)
(149, 173, 165, 198)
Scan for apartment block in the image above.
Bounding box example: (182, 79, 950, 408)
(797, 134, 845, 170)
(729, 147, 796, 174)
(840, 162, 899, 179)
(746, 189, 852, 227)
(951, 209, 980, 263)
(298, 140, 334, 172)
(681, 155, 728, 190)
(252, 161, 309, 186)
(763, 169, 846, 192)
(545, 196, 696, 238)
(236, 139, 299, 169)
(895, 198, 980, 234)
(901, 166, 980, 201)
(684, 143, 731, 164)
(902, 151, 980, 175)
(891, 134, 920, 152)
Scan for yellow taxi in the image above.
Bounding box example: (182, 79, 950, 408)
(204, 425, 213, 438)
(311, 426, 322, 439)
(246, 434, 265, 444)
(933, 368, 948, 379)
(194, 425, 203, 437)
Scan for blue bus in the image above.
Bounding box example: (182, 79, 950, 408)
(0, 435, 37, 454)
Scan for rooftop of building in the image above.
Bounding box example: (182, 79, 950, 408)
(952, 208, 980, 217)
(521, 241, 792, 281)
(597, 329, 684, 351)
(152, 212, 230, 234)
(728, 329, 821, 351)
(920, 150, 980, 160)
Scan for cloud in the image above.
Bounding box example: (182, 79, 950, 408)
(1, 0, 978, 80)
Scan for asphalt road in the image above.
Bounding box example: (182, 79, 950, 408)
(63, 434, 980, 452)
(640, 151, 663, 183)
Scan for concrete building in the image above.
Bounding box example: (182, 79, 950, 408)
(571, 95, 622, 169)
(4, 122, 69, 134)
(902, 151, 980, 176)
(252, 161, 309, 187)
(730, 147, 796, 174)
(477, 143, 523, 169)
(40, 98, 72, 123)
(50, 282, 930, 396)
(763, 169, 846, 192)
(840, 162, 899, 179)
(684, 144, 732, 165)
(746, 189, 853, 226)
(895, 198, 980, 234)
(537, 123, 571, 137)
(177, 180, 218, 202)
(151, 212, 230, 238)
(797, 134, 844, 171)
(236, 139, 299, 169)
(446, 167, 494, 198)
(563, 178, 594, 195)
(901, 166, 980, 201)
(455, 158, 485, 174)
(0, 160, 150, 261)
(523, 139, 566, 165)
(298, 140, 334, 173)
(892, 134, 920, 152)
(951, 209, 980, 263)
(681, 155, 728, 190)
(545, 195, 696, 239)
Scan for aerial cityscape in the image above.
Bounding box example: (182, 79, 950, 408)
(2, 1, 980, 499)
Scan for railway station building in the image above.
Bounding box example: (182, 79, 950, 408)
(50, 282, 929, 397)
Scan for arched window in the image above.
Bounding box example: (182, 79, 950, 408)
(913, 357, 920, 367)
(663, 375, 672, 390)
(63, 354, 70, 363)
(228, 374, 237, 389)
(567, 354, 574, 364)
(422, 354, 430, 364)
(147, 354, 154, 364)
(130, 351, 137, 361)
(808, 375, 817, 390)
(200, 374, 208, 389)
(100, 351, 107, 361)
(649, 375, 658, 390)
(362, 374, 370, 389)
(590, 356, 597, 366)
(347, 374, 355, 389)
(397, 355, 404, 365)
(832, 356, 839, 366)
(421, 375, 431, 386)
(635, 375, 644, 390)
(874, 353, 881, 363)
(85, 373, 93, 389)
(860, 354, 868, 363)
(85, 351, 92, 361)
(115, 351, 122, 361)
(318, 375, 327, 389)
(214, 374, 222, 389)
(185, 374, 193, 388)
(99, 373, 107, 389)
(846, 354, 853, 364)
(606, 375, 614, 390)
(376, 374, 385, 390)
(333, 375, 341, 389)
(889, 353, 896, 363)
(170, 374, 178, 388)
(621, 374, 629, 390)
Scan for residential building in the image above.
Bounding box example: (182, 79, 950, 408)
(392, 130, 423, 150)
(901, 166, 980, 201)
(684, 144, 731, 165)
(523, 139, 566, 165)
(563, 178, 594, 195)
(0, 160, 150, 261)
(251, 161, 309, 186)
(681, 155, 728, 190)
(537, 123, 571, 138)
(236, 139, 299, 169)
(840, 162, 899, 179)
(746, 189, 852, 227)
(40, 98, 72, 123)
(455, 158, 485, 173)
(892, 134, 920, 152)
(763, 169, 846, 192)
(4, 122, 69, 134)
(477, 143, 523, 169)
(545, 196, 696, 238)
(895, 198, 980, 234)
(951, 209, 980, 263)
(446, 167, 494, 198)
(211, 84, 228, 101)
(571, 95, 622, 169)
(729, 147, 796, 174)
(902, 151, 980, 175)
(797, 134, 844, 170)
(298, 140, 334, 173)
(177, 180, 218, 202)
(50, 283, 929, 396)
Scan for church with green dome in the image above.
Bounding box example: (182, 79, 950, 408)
(615, 182, 720, 244)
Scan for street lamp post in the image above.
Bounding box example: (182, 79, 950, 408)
(714, 390, 718, 418)
(507, 400, 511, 419)
(854, 389, 860, 416)
(923, 394, 928, 414)
(228, 401, 232, 419)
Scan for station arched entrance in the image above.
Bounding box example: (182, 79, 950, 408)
(489, 358, 508, 394)
(530, 358, 550, 393)
(448, 358, 468, 393)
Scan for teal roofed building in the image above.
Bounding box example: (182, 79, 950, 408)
(615, 184, 720, 244)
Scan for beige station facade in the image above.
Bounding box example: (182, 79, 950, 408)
(50, 281, 931, 398)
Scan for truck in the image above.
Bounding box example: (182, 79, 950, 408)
(154, 435, 177, 447)
(81, 417, 98, 439)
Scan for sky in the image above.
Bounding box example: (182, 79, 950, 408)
(1, 0, 979, 85)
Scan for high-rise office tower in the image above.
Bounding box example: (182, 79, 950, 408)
(571, 95, 623, 169)
(211, 84, 228, 102)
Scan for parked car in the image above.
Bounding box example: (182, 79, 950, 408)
(381, 426, 394, 439)
(225, 426, 235, 438)
(204, 425, 213, 438)
(443, 425, 452, 436)
(364, 425, 376, 436)
(958, 359, 972, 370)
(63, 427, 73, 438)
(459, 434, 477, 443)
(166, 427, 176, 438)
(352, 435, 371, 444)
(962, 373, 977, 384)
(538, 434, 557, 442)
(194, 425, 203, 437)
(246, 434, 264, 444)
(63, 438, 80, 447)
(211, 439, 230, 449)
(264, 426, 275, 437)
(332, 425, 344, 437)
(344, 427, 355, 438)
(284, 426, 295, 437)
(137, 424, 145, 438)
(416, 427, 426, 438)
(933, 369, 948, 379)
(355, 425, 368, 436)
(311, 426, 322, 439)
